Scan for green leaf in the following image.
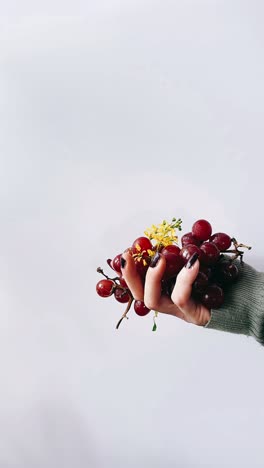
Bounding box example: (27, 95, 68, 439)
(152, 322, 157, 332)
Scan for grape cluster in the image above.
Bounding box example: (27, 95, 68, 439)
(96, 240, 153, 328)
(180, 220, 242, 309)
(96, 218, 251, 330)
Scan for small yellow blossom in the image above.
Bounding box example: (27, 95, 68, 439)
(144, 217, 182, 248)
(147, 249, 155, 257)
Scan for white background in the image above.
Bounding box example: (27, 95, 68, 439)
(0, 2, 264, 467)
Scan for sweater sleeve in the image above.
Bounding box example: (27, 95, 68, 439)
(203, 260, 264, 346)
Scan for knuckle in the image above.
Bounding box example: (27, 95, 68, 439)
(171, 293, 186, 309)
(134, 296, 144, 303)
(144, 297, 158, 311)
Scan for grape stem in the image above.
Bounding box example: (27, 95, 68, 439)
(96, 267, 128, 291)
(224, 238, 252, 263)
(96, 267, 119, 282)
(97, 266, 134, 329)
(116, 296, 134, 330)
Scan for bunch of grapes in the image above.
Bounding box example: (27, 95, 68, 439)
(96, 218, 251, 330)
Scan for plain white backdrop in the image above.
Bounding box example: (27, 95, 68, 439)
(0, 2, 264, 467)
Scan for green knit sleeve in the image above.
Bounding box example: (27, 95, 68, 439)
(204, 261, 264, 346)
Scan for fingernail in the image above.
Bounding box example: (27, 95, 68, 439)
(120, 257, 126, 269)
(150, 252, 160, 268)
(186, 252, 199, 269)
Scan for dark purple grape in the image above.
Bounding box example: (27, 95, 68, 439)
(210, 233, 232, 251)
(162, 277, 176, 297)
(163, 252, 184, 279)
(199, 264, 213, 279)
(192, 219, 212, 241)
(181, 232, 201, 247)
(161, 245, 181, 256)
(192, 271, 209, 295)
(200, 242, 220, 265)
(180, 244, 202, 264)
(114, 288, 130, 303)
(200, 285, 224, 309)
(215, 260, 239, 285)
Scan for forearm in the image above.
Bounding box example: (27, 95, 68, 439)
(203, 261, 264, 346)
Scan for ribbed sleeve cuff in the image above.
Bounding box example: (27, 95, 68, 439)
(204, 261, 264, 346)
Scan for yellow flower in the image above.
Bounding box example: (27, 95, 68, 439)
(144, 217, 182, 248)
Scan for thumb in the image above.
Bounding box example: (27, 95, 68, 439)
(171, 253, 200, 311)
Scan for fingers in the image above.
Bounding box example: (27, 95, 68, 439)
(120, 251, 144, 301)
(144, 254, 166, 310)
(121, 250, 201, 323)
(121, 251, 182, 317)
(144, 254, 185, 319)
(171, 256, 200, 313)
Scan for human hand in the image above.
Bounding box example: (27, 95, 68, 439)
(121, 251, 211, 326)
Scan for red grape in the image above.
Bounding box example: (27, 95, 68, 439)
(192, 219, 212, 241)
(192, 271, 209, 295)
(132, 237, 153, 277)
(180, 244, 201, 264)
(135, 260, 149, 278)
(199, 264, 212, 279)
(134, 300, 151, 316)
(161, 244, 181, 256)
(200, 242, 220, 265)
(114, 288, 130, 303)
(111, 254, 122, 274)
(162, 252, 184, 279)
(161, 277, 176, 297)
(96, 279, 115, 297)
(215, 261, 239, 285)
(132, 237, 153, 255)
(97, 216, 247, 330)
(200, 284, 224, 309)
(210, 232, 232, 251)
(107, 258, 113, 269)
(181, 232, 201, 247)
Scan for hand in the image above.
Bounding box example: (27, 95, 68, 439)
(121, 251, 211, 327)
